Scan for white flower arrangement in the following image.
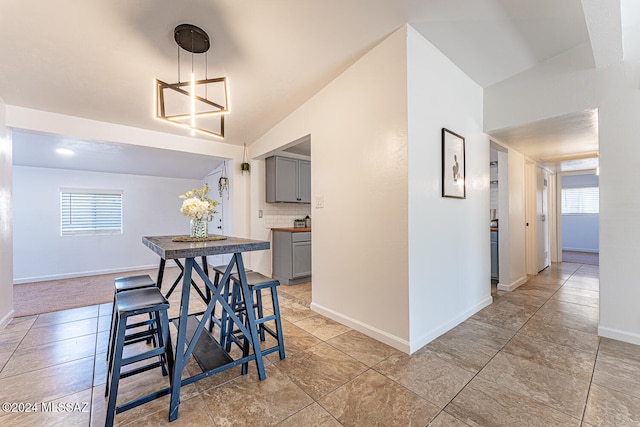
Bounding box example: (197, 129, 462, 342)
(179, 184, 218, 221)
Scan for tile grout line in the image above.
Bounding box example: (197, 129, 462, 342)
(0, 313, 40, 377)
(438, 264, 586, 422)
(89, 304, 103, 427)
(370, 265, 585, 426)
(580, 338, 602, 425)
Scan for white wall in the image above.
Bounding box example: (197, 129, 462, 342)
(562, 215, 599, 252)
(0, 96, 13, 328)
(597, 62, 640, 344)
(504, 148, 527, 290)
(249, 25, 496, 353)
(484, 25, 640, 344)
(12, 166, 203, 283)
(406, 26, 492, 351)
(561, 173, 599, 252)
(250, 27, 411, 350)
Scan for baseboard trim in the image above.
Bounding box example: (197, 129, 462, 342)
(310, 302, 411, 354)
(598, 325, 640, 346)
(409, 295, 494, 353)
(563, 248, 599, 254)
(13, 264, 159, 285)
(497, 275, 528, 292)
(0, 309, 15, 330)
(310, 295, 494, 355)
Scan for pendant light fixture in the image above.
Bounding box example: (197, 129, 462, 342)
(154, 24, 229, 138)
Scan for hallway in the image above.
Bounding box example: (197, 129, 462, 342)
(0, 261, 637, 426)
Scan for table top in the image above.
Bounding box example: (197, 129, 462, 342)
(142, 235, 270, 259)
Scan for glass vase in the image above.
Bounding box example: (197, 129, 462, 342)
(190, 219, 208, 239)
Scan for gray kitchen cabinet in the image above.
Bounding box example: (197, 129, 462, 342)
(266, 155, 311, 203)
(272, 230, 311, 285)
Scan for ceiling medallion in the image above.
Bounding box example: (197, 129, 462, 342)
(155, 24, 229, 138)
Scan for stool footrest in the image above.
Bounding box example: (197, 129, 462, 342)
(115, 387, 171, 415)
(123, 329, 159, 344)
(255, 315, 277, 325)
(120, 361, 165, 379)
(126, 319, 156, 329)
(122, 347, 166, 367)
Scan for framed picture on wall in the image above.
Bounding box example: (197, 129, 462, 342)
(442, 128, 466, 199)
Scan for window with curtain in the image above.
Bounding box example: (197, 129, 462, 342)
(60, 189, 123, 236)
(561, 187, 599, 214)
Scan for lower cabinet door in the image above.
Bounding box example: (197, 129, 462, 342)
(292, 241, 312, 278)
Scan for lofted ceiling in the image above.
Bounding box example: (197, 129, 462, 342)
(489, 109, 600, 172)
(0, 0, 613, 175)
(12, 130, 224, 179)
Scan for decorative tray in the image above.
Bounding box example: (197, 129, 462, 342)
(171, 235, 228, 242)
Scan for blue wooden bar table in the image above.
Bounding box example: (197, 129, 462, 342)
(142, 235, 270, 422)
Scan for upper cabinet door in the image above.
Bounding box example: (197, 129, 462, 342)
(266, 155, 311, 203)
(297, 160, 311, 203)
(274, 156, 298, 202)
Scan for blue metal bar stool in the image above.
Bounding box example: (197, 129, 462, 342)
(107, 275, 158, 366)
(209, 264, 252, 345)
(104, 287, 173, 427)
(225, 272, 285, 373)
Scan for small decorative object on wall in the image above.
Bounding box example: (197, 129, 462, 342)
(218, 161, 229, 197)
(442, 128, 466, 199)
(241, 143, 250, 174)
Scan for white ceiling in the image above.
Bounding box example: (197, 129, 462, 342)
(0, 0, 612, 175)
(489, 109, 600, 171)
(12, 130, 224, 179)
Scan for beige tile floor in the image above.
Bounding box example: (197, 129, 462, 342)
(1, 261, 639, 426)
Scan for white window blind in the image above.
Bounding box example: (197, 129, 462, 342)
(561, 187, 599, 214)
(60, 189, 123, 236)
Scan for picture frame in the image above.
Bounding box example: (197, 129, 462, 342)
(442, 128, 466, 199)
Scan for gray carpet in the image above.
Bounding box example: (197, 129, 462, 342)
(13, 269, 157, 317)
(562, 250, 599, 265)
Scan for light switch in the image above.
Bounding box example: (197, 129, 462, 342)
(258, 210, 263, 218)
(315, 196, 324, 208)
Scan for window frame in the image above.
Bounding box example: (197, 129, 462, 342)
(60, 188, 124, 236)
(561, 186, 599, 215)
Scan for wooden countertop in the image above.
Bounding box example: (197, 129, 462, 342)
(490, 227, 499, 232)
(271, 227, 311, 233)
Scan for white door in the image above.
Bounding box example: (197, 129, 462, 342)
(204, 170, 226, 267)
(536, 167, 549, 272)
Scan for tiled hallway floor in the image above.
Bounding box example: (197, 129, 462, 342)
(1, 262, 639, 426)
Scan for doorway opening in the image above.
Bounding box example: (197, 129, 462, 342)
(489, 141, 509, 290)
(559, 172, 599, 265)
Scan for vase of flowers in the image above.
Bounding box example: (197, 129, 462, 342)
(189, 218, 208, 239)
(179, 184, 218, 239)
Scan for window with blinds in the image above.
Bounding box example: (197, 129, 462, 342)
(561, 187, 599, 215)
(60, 189, 123, 236)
